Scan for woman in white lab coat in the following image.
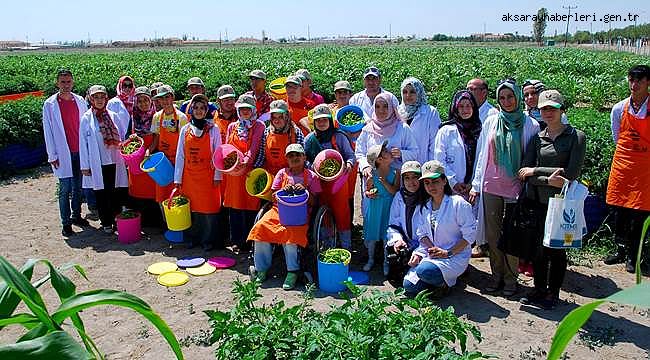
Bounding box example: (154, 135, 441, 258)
(397, 77, 440, 164)
(79, 85, 128, 234)
(402, 160, 476, 298)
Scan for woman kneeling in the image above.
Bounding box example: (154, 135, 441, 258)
(248, 144, 322, 290)
(403, 160, 476, 298)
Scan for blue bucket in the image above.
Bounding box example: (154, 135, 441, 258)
(140, 152, 174, 186)
(276, 190, 309, 226)
(318, 258, 349, 293)
(336, 105, 365, 133)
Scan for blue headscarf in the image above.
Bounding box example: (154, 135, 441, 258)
(397, 77, 427, 125)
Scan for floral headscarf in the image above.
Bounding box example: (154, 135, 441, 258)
(397, 77, 427, 124)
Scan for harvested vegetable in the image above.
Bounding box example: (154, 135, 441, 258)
(223, 151, 238, 170)
(253, 174, 268, 194)
(368, 188, 378, 195)
(340, 112, 363, 126)
(116, 210, 139, 219)
(319, 248, 351, 264)
(165, 195, 189, 208)
(121, 137, 143, 155)
(318, 158, 342, 178)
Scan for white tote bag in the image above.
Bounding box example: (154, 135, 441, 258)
(543, 181, 587, 249)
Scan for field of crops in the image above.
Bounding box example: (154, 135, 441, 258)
(0, 45, 646, 192)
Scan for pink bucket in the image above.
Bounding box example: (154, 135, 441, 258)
(115, 212, 141, 244)
(212, 144, 245, 175)
(313, 149, 344, 182)
(120, 136, 146, 175)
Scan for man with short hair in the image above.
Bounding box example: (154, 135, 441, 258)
(42, 69, 90, 237)
(467, 78, 498, 123)
(214, 85, 238, 143)
(284, 75, 312, 136)
(295, 69, 324, 107)
(604, 64, 650, 273)
(245, 70, 273, 122)
(179, 77, 217, 118)
(349, 66, 398, 118)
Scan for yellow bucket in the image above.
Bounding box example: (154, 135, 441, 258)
(162, 189, 191, 231)
(245, 168, 274, 201)
(269, 77, 287, 100)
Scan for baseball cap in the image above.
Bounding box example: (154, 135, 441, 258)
(270, 100, 289, 114)
(419, 160, 445, 180)
(187, 77, 204, 87)
(285, 143, 305, 155)
(366, 140, 388, 169)
(235, 94, 256, 109)
(249, 70, 267, 80)
(312, 104, 332, 120)
(134, 86, 151, 97)
(537, 90, 564, 109)
(363, 66, 381, 79)
(333, 80, 353, 92)
(401, 161, 422, 175)
(217, 85, 236, 100)
(154, 85, 174, 98)
(284, 75, 303, 87)
(295, 69, 312, 81)
(88, 85, 107, 96)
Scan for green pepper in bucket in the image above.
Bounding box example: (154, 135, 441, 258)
(318, 158, 342, 178)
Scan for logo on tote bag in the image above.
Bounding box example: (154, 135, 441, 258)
(560, 208, 576, 231)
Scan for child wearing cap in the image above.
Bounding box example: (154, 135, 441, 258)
(79, 85, 129, 234)
(363, 141, 400, 274)
(245, 70, 273, 122)
(174, 94, 223, 251)
(150, 85, 189, 204)
(223, 94, 266, 254)
(403, 160, 476, 299)
(253, 100, 305, 177)
(385, 160, 426, 282)
(248, 143, 322, 290)
(304, 104, 356, 248)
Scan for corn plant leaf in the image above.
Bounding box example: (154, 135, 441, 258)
(0, 257, 56, 331)
(636, 216, 650, 284)
(0, 258, 40, 323)
(51, 289, 183, 360)
(0, 330, 91, 359)
(0, 313, 40, 328)
(18, 324, 48, 342)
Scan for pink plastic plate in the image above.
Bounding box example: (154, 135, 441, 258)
(207, 256, 236, 269)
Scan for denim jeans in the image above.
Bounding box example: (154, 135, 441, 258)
(254, 241, 300, 272)
(58, 152, 82, 226)
(84, 188, 97, 209)
(403, 261, 445, 297)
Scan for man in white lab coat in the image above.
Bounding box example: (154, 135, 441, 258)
(350, 66, 399, 118)
(467, 78, 498, 123)
(42, 69, 90, 237)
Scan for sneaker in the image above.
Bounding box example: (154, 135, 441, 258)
(102, 226, 113, 234)
(520, 290, 546, 306)
(502, 283, 518, 297)
(86, 210, 99, 221)
(62, 225, 75, 237)
(72, 217, 90, 227)
(362, 260, 374, 272)
(538, 295, 558, 310)
(282, 272, 298, 290)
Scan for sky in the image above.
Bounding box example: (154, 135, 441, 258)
(2, 0, 648, 43)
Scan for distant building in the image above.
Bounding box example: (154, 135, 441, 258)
(0, 41, 29, 49)
(470, 33, 515, 41)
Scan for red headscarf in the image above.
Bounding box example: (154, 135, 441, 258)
(116, 76, 136, 116)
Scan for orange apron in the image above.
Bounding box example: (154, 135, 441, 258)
(156, 110, 181, 202)
(223, 125, 260, 211)
(181, 127, 221, 214)
(318, 136, 351, 231)
(248, 169, 311, 247)
(607, 100, 650, 211)
(264, 127, 295, 176)
(128, 133, 156, 199)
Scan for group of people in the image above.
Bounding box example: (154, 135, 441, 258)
(43, 63, 649, 302)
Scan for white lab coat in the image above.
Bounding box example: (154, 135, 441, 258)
(349, 88, 399, 118)
(355, 122, 418, 173)
(42, 93, 88, 178)
(174, 123, 223, 183)
(386, 193, 420, 248)
(408, 105, 440, 164)
(107, 97, 131, 136)
(478, 101, 498, 123)
(433, 124, 474, 189)
(413, 195, 476, 287)
(470, 113, 540, 245)
(79, 109, 128, 190)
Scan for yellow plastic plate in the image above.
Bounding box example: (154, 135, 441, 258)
(147, 262, 178, 275)
(157, 271, 189, 287)
(185, 263, 217, 276)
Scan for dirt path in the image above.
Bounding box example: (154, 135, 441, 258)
(0, 168, 648, 359)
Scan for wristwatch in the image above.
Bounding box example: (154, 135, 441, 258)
(447, 249, 454, 258)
